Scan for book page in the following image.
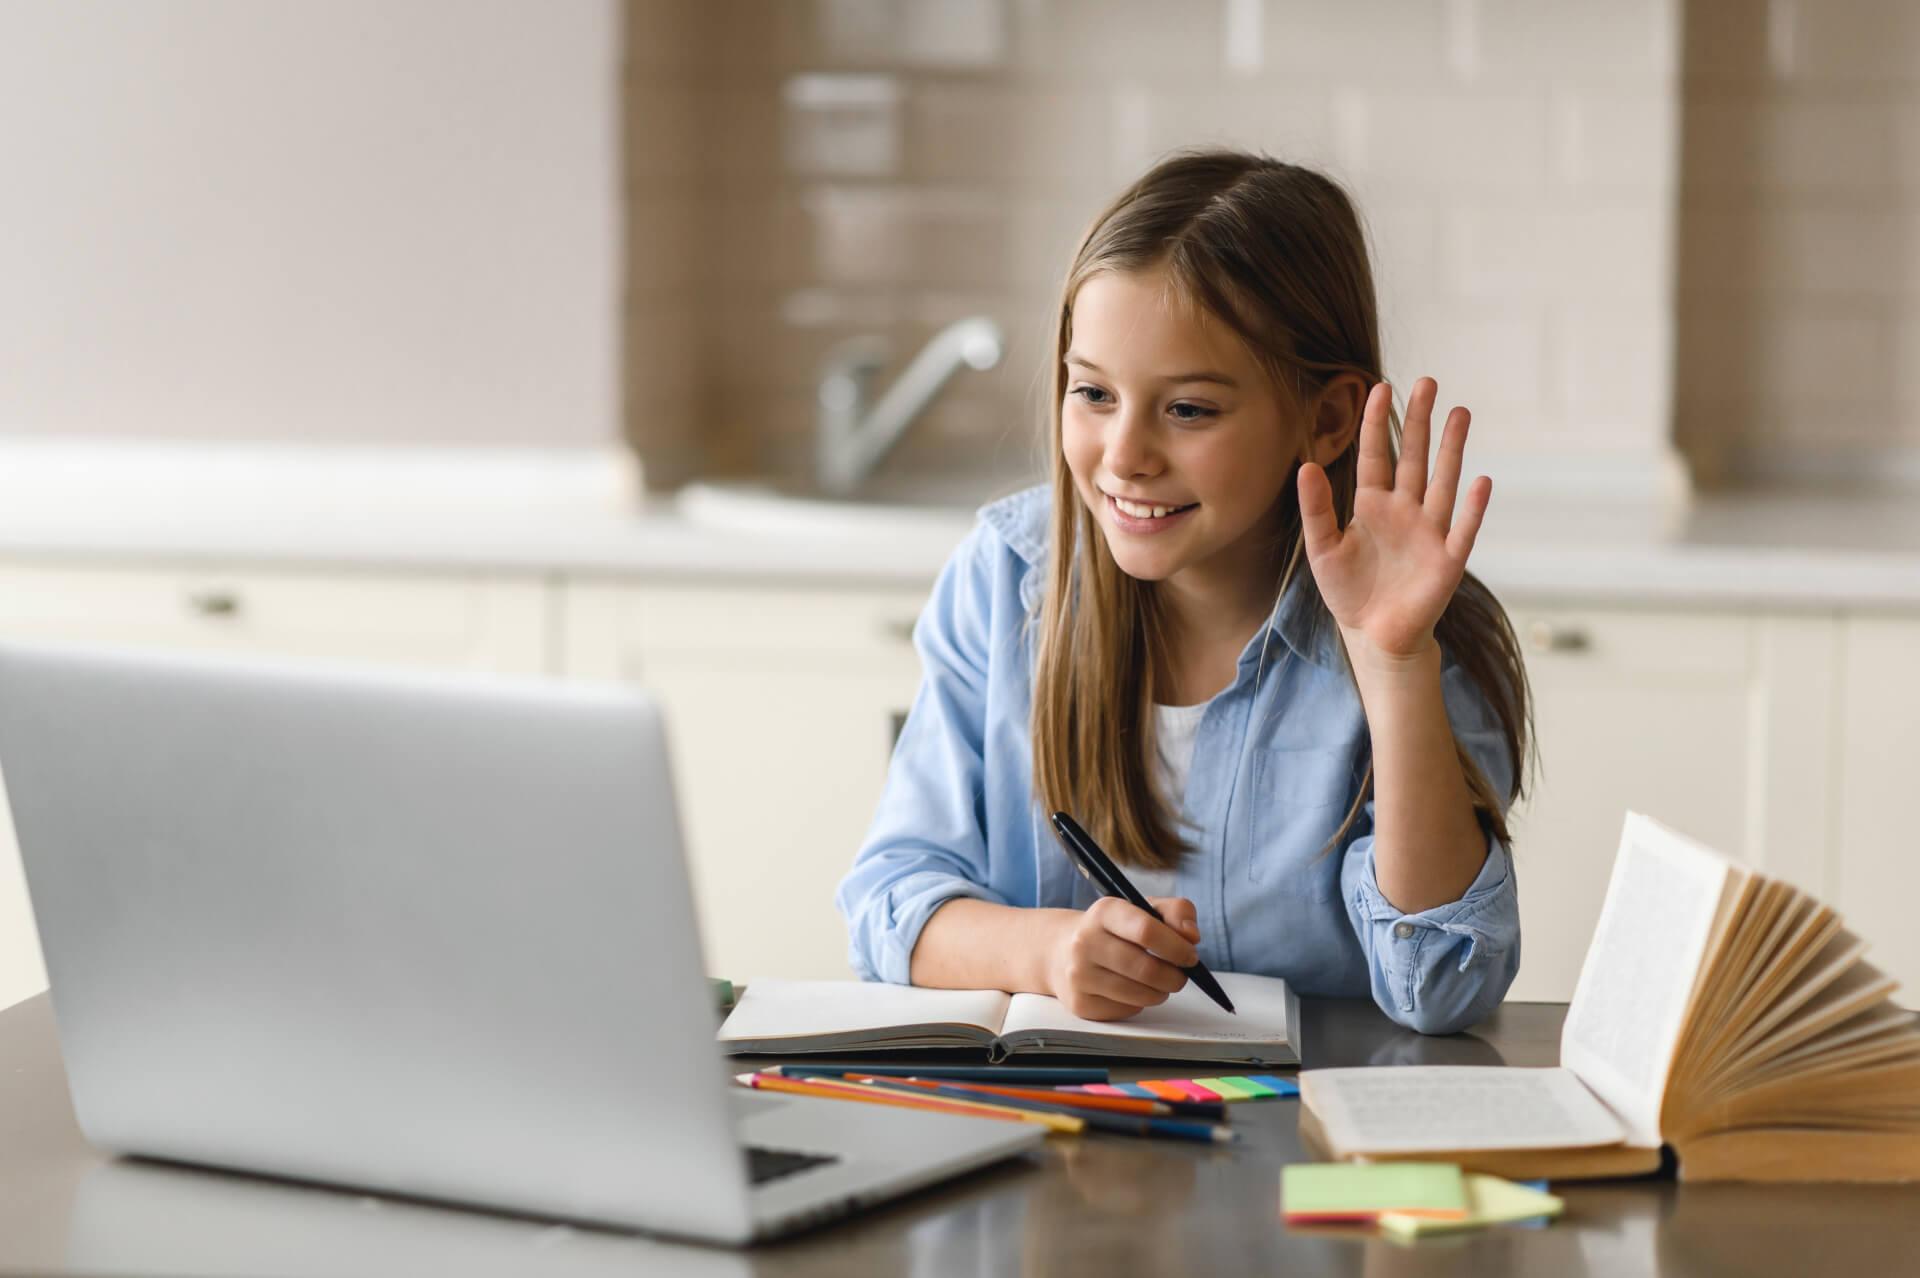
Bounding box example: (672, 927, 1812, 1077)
(717, 978, 1010, 1044)
(1301, 1066, 1629, 1154)
(1000, 971, 1292, 1049)
(1559, 813, 1738, 1147)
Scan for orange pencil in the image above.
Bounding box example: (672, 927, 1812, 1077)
(735, 1072, 1084, 1134)
(844, 1074, 1188, 1118)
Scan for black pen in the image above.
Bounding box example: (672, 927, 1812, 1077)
(1048, 811, 1236, 1015)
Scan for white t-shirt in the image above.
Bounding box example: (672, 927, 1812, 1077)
(1126, 700, 1210, 902)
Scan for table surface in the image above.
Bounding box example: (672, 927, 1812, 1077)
(4, 992, 1917, 1277)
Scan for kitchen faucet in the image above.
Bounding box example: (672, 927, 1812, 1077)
(814, 316, 1005, 497)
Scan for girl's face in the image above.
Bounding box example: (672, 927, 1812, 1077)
(1061, 267, 1304, 596)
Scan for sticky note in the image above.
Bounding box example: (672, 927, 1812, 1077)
(1281, 1163, 1468, 1224)
(1137, 1080, 1194, 1102)
(1377, 1173, 1563, 1239)
(1163, 1079, 1222, 1102)
(1112, 1083, 1160, 1101)
(1245, 1073, 1300, 1096)
(1205, 1076, 1262, 1100)
(1070, 1084, 1130, 1098)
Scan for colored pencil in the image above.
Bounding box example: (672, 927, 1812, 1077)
(766, 1064, 1109, 1084)
(843, 1073, 1219, 1120)
(855, 1077, 1236, 1145)
(736, 1072, 1084, 1134)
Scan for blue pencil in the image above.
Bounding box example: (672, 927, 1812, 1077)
(862, 1078, 1236, 1144)
(769, 1064, 1110, 1085)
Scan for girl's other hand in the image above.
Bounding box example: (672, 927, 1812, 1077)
(1042, 895, 1199, 1020)
(1296, 377, 1491, 666)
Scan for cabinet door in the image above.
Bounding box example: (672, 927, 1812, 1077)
(0, 559, 554, 1010)
(0, 561, 549, 672)
(563, 581, 927, 982)
(1500, 606, 1835, 1003)
(1835, 616, 1920, 1002)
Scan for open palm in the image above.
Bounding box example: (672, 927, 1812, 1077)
(1296, 378, 1491, 661)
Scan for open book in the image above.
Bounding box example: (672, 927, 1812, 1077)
(718, 971, 1298, 1066)
(1300, 812, 1920, 1182)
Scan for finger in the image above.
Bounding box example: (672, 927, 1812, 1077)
(1066, 992, 1144, 1021)
(1446, 475, 1493, 561)
(1076, 952, 1177, 1008)
(1424, 405, 1471, 524)
(1396, 377, 1436, 503)
(1355, 381, 1394, 491)
(1087, 929, 1190, 994)
(1100, 922, 1195, 988)
(1149, 896, 1200, 943)
(1096, 897, 1198, 967)
(1296, 463, 1340, 565)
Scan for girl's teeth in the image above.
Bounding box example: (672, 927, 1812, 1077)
(1115, 497, 1185, 519)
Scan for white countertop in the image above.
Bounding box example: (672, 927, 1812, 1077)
(0, 440, 1916, 610)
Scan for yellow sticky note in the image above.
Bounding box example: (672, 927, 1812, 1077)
(1378, 1173, 1563, 1240)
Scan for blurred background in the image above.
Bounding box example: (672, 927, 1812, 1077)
(1, 0, 1916, 1012)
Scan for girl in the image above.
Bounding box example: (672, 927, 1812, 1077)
(835, 149, 1530, 1036)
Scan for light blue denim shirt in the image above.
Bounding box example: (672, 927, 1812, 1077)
(834, 485, 1521, 1035)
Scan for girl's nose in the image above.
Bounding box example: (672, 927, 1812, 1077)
(1104, 405, 1162, 479)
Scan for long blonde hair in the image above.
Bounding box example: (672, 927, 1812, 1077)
(1031, 149, 1531, 870)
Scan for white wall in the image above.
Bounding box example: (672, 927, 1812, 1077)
(0, 0, 618, 449)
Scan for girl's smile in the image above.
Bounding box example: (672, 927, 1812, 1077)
(1103, 491, 1200, 534)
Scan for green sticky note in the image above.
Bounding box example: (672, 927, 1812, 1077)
(1282, 1163, 1467, 1223)
(1378, 1174, 1563, 1240)
(1221, 1074, 1282, 1097)
(1200, 1077, 1257, 1101)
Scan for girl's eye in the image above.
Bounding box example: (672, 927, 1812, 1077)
(1070, 385, 1112, 406)
(1169, 402, 1217, 423)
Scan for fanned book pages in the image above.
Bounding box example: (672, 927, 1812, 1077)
(1299, 812, 1920, 1183)
(718, 972, 1299, 1066)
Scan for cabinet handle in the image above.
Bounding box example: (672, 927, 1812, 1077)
(1526, 620, 1590, 653)
(187, 588, 243, 619)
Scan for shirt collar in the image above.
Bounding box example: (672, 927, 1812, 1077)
(977, 483, 1344, 674)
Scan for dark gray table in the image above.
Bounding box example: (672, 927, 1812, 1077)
(4, 991, 1916, 1276)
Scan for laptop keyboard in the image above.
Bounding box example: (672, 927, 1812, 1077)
(745, 1144, 840, 1186)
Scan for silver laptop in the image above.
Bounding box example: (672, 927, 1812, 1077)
(0, 641, 1041, 1245)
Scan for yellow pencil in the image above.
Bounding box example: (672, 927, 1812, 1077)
(735, 1071, 1084, 1134)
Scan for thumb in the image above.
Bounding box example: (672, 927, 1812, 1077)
(1297, 462, 1340, 565)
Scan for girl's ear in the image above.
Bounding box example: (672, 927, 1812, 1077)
(1306, 373, 1369, 466)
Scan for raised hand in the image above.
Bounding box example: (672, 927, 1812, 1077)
(1295, 378, 1491, 664)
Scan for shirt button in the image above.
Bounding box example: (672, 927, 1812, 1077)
(1392, 922, 1416, 940)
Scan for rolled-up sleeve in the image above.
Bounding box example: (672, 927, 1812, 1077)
(834, 524, 1009, 984)
(1339, 660, 1522, 1035)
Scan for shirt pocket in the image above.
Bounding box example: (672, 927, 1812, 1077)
(1246, 746, 1355, 899)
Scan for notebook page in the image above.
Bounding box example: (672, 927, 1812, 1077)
(1000, 971, 1291, 1048)
(718, 979, 1010, 1043)
(1559, 813, 1739, 1148)
(1301, 1066, 1628, 1154)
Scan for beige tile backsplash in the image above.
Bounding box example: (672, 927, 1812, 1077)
(627, 0, 1920, 496)
(1677, 0, 1920, 487)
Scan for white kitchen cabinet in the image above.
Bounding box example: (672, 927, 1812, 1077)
(1834, 616, 1920, 1003)
(0, 558, 555, 1010)
(1500, 605, 1838, 1003)
(562, 580, 927, 983)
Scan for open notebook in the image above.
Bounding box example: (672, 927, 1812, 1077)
(1300, 812, 1920, 1183)
(719, 971, 1299, 1066)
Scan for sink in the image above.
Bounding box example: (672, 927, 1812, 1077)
(676, 472, 1032, 540)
